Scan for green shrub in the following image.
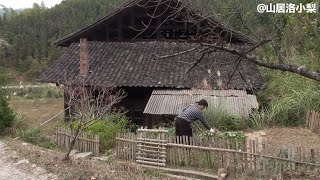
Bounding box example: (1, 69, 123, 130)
(0, 73, 9, 85)
(203, 106, 247, 131)
(0, 94, 15, 135)
(4, 112, 28, 135)
(16, 128, 57, 149)
(68, 114, 128, 151)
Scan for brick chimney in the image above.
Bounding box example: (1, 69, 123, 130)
(79, 38, 89, 77)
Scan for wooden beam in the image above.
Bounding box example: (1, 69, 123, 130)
(118, 16, 123, 40)
(105, 28, 110, 41)
(156, 17, 161, 39)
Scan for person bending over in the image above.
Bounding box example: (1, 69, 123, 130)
(175, 99, 215, 137)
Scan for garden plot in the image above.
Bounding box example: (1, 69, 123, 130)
(264, 127, 320, 150)
(246, 127, 320, 155)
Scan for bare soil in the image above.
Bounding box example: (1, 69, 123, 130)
(0, 140, 57, 179)
(3, 138, 179, 180)
(264, 127, 320, 150)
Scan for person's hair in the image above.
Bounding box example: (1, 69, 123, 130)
(196, 99, 208, 107)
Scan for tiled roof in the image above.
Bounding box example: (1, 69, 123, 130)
(143, 90, 259, 117)
(35, 41, 264, 89)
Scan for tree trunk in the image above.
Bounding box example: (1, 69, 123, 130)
(63, 129, 81, 161)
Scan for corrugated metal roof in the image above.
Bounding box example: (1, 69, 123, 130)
(152, 89, 248, 96)
(144, 89, 258, 117)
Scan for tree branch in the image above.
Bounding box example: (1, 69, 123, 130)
(202, 43, 320, 81)
(225, 39, 271, 86)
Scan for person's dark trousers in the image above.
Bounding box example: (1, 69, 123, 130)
(175, 117, 193, 145)
(175, 117, 192, 166)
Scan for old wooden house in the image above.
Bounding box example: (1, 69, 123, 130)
(36, 0, 264, 128)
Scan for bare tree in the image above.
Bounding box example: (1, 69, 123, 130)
(134, 0, 320, 82)
(61, 77, 126, 161)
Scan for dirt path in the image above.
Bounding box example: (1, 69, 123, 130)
(0, 141, 57, 180)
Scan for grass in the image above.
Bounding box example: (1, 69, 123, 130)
(9, 96, 64, 130)
(16, 128, 57, 149)
(253, 70, 320, 128)
(203, 105, 247, 131)
(6, 86, 63, 99)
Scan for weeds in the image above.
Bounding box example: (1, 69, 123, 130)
(143, 169, 165, 178)
(16, 128, 57, 149)
(204, 106, 247, 131)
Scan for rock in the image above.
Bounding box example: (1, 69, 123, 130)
(34, 167, 47, 175)
(31, 164, 37, 168)
(92, 156, 109, 161)
(70, 149, 79, 156)
(15, 159, 29, 165)
(22, 143, 28, 146)
(260, 131, 267, 136)
(217, 168, 228, 180)
(73, 152, 93, 159)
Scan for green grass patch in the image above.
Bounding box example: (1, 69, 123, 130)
(16, 128, 57, 149)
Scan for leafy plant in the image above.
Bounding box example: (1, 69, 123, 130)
(86, 114, 128, 151)
(68, 113, 128, 151)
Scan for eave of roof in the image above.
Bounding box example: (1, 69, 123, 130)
(143, 89, 259, 117)
(54, 0, 255, 46)
(54, 0, 139, 46)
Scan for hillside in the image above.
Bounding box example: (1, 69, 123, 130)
(0, 0, 125, 80)
(0, 0, 319, 125)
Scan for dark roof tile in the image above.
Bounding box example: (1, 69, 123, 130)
(36, 41, 264, 89)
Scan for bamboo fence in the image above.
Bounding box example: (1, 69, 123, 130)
(306, 110, 320, 134)
(56, 127, 100, 155)
(116, 128, 320, 178)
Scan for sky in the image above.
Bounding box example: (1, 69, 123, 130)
(0, 0, 63, 9)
